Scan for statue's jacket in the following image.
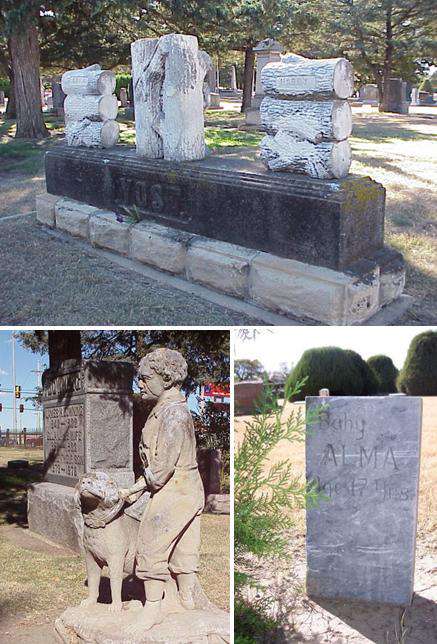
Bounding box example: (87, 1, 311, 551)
(136, 390, 205, 578)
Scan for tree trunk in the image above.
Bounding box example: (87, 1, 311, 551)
(241, 47, 255, 113)
(379, 4, 394, 112)
(9, 22, 49, 138)
(5, 57, 16, 119)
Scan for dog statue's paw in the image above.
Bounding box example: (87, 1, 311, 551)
(108, 601, 123, 613)
(81, 597, 98, 607)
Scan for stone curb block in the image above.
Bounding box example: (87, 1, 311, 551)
(36, 192, 60, 228)
(130, 221, 192, 274)
(55, 198, 101, 239)
(186, 238, 258, 298)
(89, 212, 132, 255)
(249, 253, 380, 325)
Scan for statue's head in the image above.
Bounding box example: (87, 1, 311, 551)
(138, 348, 188, 401)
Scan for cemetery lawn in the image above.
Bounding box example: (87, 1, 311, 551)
(0, 108, 435, 323)
(0, 449, 229, 636)
(235, 398, 437, 642)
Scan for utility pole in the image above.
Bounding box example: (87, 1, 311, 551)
(31, 359, 44, 434)
(11, 333, 17, 434)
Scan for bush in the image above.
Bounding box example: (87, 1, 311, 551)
(397, 331, 437, 395)
(367, 355, 398, 394)
(115, 73, 131, 100)
(286, 346, 378, 400)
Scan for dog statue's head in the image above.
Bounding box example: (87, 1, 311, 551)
(75, 471, 124, 528)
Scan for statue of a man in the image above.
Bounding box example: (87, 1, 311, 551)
(119, 348, 204, 631)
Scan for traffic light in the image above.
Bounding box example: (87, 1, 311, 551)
(0, 403, 2, 412)
(19, 404, 24, 413)
(14, 385, 21, 399)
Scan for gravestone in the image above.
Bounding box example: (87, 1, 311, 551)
(119, 86, 128, 107)
(62, 64, 120, 147)
(28, 358, 134, 551)
(0, 90, 5, 106)
(234, 381, 264, 415)
(359, 84, 379, 105)
(230, 65, 237, 92)
(245, 38, 284, 126)
(52, 81, 66, 116)
(383, 78, 409, 114)
(306, 395, 422, 605)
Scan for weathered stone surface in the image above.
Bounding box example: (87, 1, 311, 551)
(131, 34, 208, 161)
(62, 65, 116, 96)
(130, 221, 192, 273)
(205, 494, 230, 515)
(36, 192, 59, 227)
(55, 197, 99, 238)
(65, 119, 120, 148)
(306, 395, 422, 605)
(28, 482, 83, 552)
(89, 211, 132, 255)
(249, 252, 380, 325)
(41, 359, 134, 487)
(262, 56, 354, 100)
(186, 238, 256, 298)
(45, 147, 386, 271)
(55, 601, 230, 643)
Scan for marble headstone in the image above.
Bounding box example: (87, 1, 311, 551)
(306, 395, 422, 605)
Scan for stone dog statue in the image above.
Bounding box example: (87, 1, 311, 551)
(75, 471, 141, 612)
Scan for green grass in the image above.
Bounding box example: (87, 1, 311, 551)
(0, 115, 64, 174)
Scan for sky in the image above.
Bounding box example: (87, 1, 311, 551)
(234, 326, 437, 373)
(0, 331, 46, 433)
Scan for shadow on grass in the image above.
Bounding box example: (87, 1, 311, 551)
(352, 120, 436, 143)
(0, 462, 43, 527)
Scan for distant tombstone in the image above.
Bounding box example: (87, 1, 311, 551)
(410, 87, 420, 105)
(28, 357, 134, 551)
(234, 381, 264, 415)
(245, 38, 283, 126)
(230, 65, 237, 92)
(52, 81, 66, 116)
(119, 86, 128, 107)
(359, 84, 379, 105)
(384, 78, 409, 114)
(0, 90, 5, 106)
(306, 395, 422, 605)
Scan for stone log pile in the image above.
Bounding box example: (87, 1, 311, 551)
(61, 64, 119, 148)
(259, 54, 354, 178)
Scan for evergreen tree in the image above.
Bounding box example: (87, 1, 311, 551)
(234, 359, 266, 382)
(398, 331, 437, 395)
(367, 355, 399, 394)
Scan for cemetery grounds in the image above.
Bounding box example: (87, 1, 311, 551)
(0, 104, 436, 325)
(235, 397, 437, 643)
(0, 447, 230, 643)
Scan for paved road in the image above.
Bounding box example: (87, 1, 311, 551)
(0, 215, 264, 326)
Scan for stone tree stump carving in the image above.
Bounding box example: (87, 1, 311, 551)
(61, 64, 120, 148)
(131, 34, 210, 162)
(259, 55, 354, 179)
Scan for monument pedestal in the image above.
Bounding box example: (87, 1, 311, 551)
(28, 482, 83, 552)
(55, 601, 230, 643)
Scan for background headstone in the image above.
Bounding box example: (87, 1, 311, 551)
(0, 90, 5, 106)
(234, 381, 264, 415)
(119, 86, 128, 107)
(52, 81, 66, 116)
(384, 78, 409, 114)
(306, 395, 422, 605)
(245, 38, 283, 126)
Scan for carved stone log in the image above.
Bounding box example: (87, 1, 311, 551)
(65, 119, 120, 148)
(62, 65, 116, 96)
(131, 33, 207, 162)
(64, 94, 118, 123)
(260, 131, 352, 179)
(262, 57, 354, 100)
(260, 96, 352, 143)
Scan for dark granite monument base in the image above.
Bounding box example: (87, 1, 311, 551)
(45, 145, 386, 272)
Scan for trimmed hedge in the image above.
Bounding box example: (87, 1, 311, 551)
(286, 346, 378, 400)
(367, 354, 398, 394)
(397, 331, 437, 395)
